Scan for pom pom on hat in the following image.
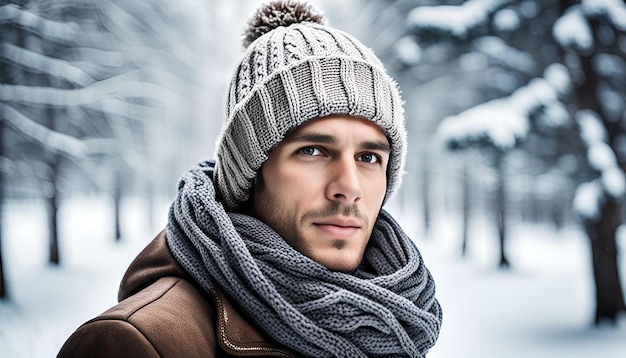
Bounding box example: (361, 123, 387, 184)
(243, 0, 325, 47)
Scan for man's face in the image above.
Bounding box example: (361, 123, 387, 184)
(251, 115, 390, 272)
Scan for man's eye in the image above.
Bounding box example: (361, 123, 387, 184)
(358, 153, 380, 164)
(300, 147, 322, 156)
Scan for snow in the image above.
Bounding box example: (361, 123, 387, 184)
(395, 36, 422, 66)
(539, 101, 569, 128)
(588, 142, 618, 172)
(578, 110, 608, 145)
(493, 8, 520, 32)
(543, 63, 571, 95)
(581, 0, 626, 31)
(510, 78, 556, 110)
(407, 0, 512, 39)
(0, 197, 165, 358)
(553, 6, 593, 54)
(0, 79, 177, 107)
(0, 4, 80, 44)
(438, 64, 570, 150)
(2, 198, 626, 357)
(575, 109, 625, 204)
(1, 43, 95, 87)
(438, 99, 529, 149)
(390, 208, 626, 358)
(601, 167, 626, 199)
(573, 180, 603, 221)
(473, 36, 535, 74)
(2, 105, 90, 158)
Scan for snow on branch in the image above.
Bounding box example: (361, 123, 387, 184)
(554, 1, 626, 54)
(1, 43, 96, 87)
(581, 0, 626, 31)
(1, 104, 117, 157)
(0, 75, 177, 107)
(394, 36, 422, 66)
(88, 98, 162, 122)
(439, 99, 527, 150)
(0, 4, 114, 48)
(573, 113, 626, 223)
(573, 180, 603, 221)
(101, 1, 210, 72)
(576, 110, 625, 199)
(0, 156, 16, 175)
(472, 36, 536, 75)
(553, 6, 593, 54)
(408, 0, 513, 39)
(438, 63, 571, 150)
(69, 47, 126, 68)
(0, 4, 78, 43)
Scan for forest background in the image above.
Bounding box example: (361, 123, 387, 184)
(1, 0, 625, 357)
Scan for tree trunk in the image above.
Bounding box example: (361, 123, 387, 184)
(586, 200, 626, 324)
(45, 108, 60, 265)
(461, 158, 470, 256)
(46, 162, 60, 265)
(114, 171, 122, 242)
(574, 19, 626, 324)
(495, 153, 510, 268)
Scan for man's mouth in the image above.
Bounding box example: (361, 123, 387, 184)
(313, 218, 361, 239)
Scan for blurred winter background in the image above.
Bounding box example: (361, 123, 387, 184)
(1, 0, 625, 357)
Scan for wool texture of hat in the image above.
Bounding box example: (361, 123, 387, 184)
(214, 0, 407, 211)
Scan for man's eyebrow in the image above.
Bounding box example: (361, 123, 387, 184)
(288, 133, 337, 144)
(361, 141, 391, 153)
(288, 132, 391, 152)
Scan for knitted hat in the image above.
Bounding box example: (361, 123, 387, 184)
(214, 0, 407, 211)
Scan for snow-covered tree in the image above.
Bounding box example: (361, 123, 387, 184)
(407, 0, 626, 324)
(0, 0, 217, 298)
(1, 0, 151, 265)
(439, 62, 572, 266)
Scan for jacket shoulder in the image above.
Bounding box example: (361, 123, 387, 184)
(58, 276, 216, 358)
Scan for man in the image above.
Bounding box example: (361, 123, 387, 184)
(58, 1, 442, 357)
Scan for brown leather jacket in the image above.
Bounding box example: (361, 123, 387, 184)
(58, 232, 298, 358)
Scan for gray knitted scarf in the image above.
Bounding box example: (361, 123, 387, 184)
(166, 161, 442, 357)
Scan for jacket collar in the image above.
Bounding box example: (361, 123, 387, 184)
(119, 231, 297, 357)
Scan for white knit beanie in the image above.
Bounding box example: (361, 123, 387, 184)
(214, 0, 407, 211)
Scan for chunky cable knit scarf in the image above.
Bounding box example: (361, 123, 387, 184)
(166, 161, 442, 357)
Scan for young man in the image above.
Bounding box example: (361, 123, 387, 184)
(58, 1, 442, 357)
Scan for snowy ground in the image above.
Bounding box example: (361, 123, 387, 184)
(394, 208, 626, 358)
(1, 197, 625, 357)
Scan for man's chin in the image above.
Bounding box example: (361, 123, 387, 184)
(313, 251, 363, 273)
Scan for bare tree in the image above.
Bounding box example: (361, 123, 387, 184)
(1, 0, 222, 298)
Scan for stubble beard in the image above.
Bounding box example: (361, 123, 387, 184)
(253, 195, 375, 270)
(292, 202, 374, 271)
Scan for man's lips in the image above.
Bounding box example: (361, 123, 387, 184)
(313, 218, 361, 239)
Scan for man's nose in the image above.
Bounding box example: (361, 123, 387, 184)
(326, 156, 363, 203)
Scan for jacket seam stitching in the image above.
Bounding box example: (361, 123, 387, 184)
(126, 277, 178, 317)
(212, 291, 296, 357)
(97, 319, 162, 357)
(125, 277, 182, 357)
